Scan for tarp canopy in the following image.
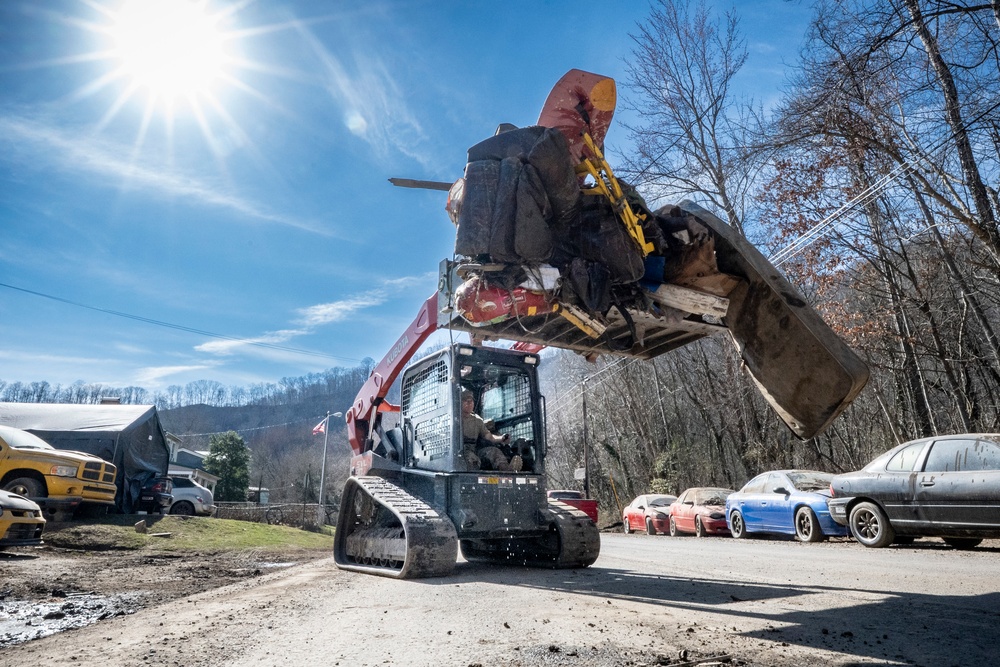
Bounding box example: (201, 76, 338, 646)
(0, 402, 170, 512)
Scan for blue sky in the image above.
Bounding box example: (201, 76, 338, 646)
(0, 0, 811, 392)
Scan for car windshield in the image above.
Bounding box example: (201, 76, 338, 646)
(648, 496, 675, 507)
(786, 471, 833, 491)
(0, 426, 55, 451)
(693, 488, 733, 505)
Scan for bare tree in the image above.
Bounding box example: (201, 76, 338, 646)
(622, 0, 764, 233)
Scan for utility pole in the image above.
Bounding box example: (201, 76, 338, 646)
(581, 374, 590, 499)
(316, 411, 343, 527)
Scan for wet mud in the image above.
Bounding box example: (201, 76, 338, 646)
(0, 591, 140, 647)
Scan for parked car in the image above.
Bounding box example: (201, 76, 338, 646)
(547, 489, 598, 523)
(668, 487, 734, 537)
(0, 424, 117, 517)
(136, 476, 173, 514)
(0, 488, 45, 550)
(169, 476, 215, 516)
(622, 494, 677, 534)
(829, 434, 1000, 549)
(726, 470, 847, 542)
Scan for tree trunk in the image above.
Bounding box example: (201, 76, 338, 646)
(902, 0, 1000, 267)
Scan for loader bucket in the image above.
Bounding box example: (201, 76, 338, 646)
(678, 201, 870, 439)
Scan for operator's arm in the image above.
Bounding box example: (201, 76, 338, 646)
(476, 415, 510, 445)
(480, 421, 509, 445)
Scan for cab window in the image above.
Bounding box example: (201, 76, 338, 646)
(970, 439, 1000, 470)
(480, 371, 531, 421)
(762, 473, 786, 494)
(480, 368, 534, 441)
(885, 442, 925, 472)
(924, 439, 1000, 472)
(741, 474, 768, 494)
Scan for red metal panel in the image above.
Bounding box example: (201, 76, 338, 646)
(536, 69, 616, 161)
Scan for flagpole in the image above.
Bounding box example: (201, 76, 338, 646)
(316, 411, 330, 527)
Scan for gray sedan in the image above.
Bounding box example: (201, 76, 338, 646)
(829, 434, 1000, 548)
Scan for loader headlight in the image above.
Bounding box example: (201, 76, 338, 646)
(50, 465, 79, 477)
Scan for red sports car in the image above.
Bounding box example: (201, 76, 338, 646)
(668, 487, 734, 537)
(622, 494, 677, 534)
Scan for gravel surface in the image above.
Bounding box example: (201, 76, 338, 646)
(2, 533, 998, 666)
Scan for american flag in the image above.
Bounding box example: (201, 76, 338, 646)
(312, 417, 328, 435)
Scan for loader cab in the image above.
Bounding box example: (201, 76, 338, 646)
(399, 344, 544, 475)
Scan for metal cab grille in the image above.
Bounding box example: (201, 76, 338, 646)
(80, 461, 117, 484)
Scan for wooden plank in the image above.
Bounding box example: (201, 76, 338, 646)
(647, 283, 729, 318)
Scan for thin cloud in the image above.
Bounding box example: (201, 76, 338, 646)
(0, 349, 108, 367)
(134, 364, 217, 384)
(295, 290, 388, 327)
(194, 276, 431, 360)
(0, 115, 333, 235)
(383, 273, 435, 289)
(294, 22, 432, 167)
(294, 274, 434, 327)
(195, 329, 306, 355)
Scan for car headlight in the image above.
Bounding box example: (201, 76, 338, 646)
(49, 465, 79, 477)
(709, 512, 724, 520)
(652, 511, 668, 519)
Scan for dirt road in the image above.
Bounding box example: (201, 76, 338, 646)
(4, 534, 999, 666)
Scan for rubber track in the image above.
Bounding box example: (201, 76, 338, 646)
(547, 500, 601, 568)
(333, 476, 457, 579)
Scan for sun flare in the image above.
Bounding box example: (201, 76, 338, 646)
(111, 0, 229, 101)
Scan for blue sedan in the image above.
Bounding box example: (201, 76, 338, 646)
(725, 470, 847, 542)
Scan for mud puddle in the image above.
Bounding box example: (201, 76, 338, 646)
(0, 591, 140, 647)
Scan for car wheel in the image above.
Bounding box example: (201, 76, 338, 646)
(170, 501, 195, 516)
(730, 510, 747, 539)
(623, 517, 631, 534)
(2, 476, 45, 499)
(943, 537, 983, 550)
(795, 507, 824, 543)
(645, 517, 656, 535)
(695, 516, 705, 538)
(849, 501, 895, 548)
(669, 517, 679, 537)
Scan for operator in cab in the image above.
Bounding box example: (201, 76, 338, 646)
(461, 388, 522, 472)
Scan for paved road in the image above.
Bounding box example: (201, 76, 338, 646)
(602, 532, 1000, 665)
(6, 533, 1000, 666)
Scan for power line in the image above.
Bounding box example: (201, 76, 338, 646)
(765, 96, 1000, 266)
(545, 356, 632, 414)
(0, 280, 362, 364)
(769, 161, 913, 267)
(174, 415, 332, 438)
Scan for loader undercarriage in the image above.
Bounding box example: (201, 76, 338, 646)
(334, 476, 600, 578)
(460, 500, 600, 569)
